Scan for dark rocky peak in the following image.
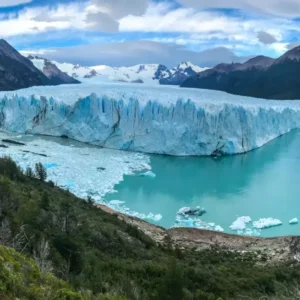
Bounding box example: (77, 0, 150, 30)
(153, 64, 170, 80)
(275, 45, 300, 64)
(214, 62, 242, 73)
(236, 56, 274, 71)
(0, 39, 37, 72)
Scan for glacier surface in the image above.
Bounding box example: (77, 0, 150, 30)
(1, 82, 300, 156)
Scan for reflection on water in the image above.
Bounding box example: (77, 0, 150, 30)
(105, 130, 300, 237)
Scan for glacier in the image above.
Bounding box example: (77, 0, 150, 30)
(1, 82, 300, 156)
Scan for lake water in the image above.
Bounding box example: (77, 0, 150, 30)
(1, 129, 300, 237)
(105, 130, 300, 237)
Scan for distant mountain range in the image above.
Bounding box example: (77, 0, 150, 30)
(28, 56, 208, 86)
(181, 46, 300, 100)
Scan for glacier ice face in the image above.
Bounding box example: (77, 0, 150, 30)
(1, 83, 300, 156)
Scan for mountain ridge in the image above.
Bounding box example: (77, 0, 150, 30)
(28, 55, 208, 85)
(181, 47, 300, 100)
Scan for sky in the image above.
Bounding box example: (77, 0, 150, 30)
(1, 0, 300, 67)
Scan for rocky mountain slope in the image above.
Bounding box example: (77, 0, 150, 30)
(28, 55, 80, 85)
(181, 49, 300, 100)
(0, 39, 51, 91)
(182, 47, 300, 100)
(160, 62, 208, 85)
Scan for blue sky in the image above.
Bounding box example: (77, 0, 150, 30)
(1, 0, 300, 66)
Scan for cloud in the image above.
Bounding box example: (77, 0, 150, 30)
(85, 0, 148, 32)
(85, 12, 119, 32)
(257, 31, 277, 44)
(0, 0, 31, 7)
(120, 3, 243, 34)
(89, 0, 148, 19)
(22, 40, 250, 67)
(178, 0, 300, 18)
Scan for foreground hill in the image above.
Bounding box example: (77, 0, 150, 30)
(182, 47, 300, 100)
(1, 156, 300, 299)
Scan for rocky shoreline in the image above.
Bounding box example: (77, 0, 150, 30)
(98, 204, 300, 265)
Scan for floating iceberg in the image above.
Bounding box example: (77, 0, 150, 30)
(139, 171, 156, 178)
(253, 218, 282, 229)
(230, 216, 252, 231)
(289, 218, 298, 225)
(177, 206, 206, 217)
(1, 83, 300, 156)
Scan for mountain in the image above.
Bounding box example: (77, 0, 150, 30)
(28, 55, 80, 85)
(28, 56, 207, 85)
(0, 39, 51, 91)
(181, 51, 300, 100)
(160, 62, 208, 85)
(92, 63, 170, 84)
(51, 61, 98, 79)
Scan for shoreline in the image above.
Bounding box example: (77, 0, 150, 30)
(97, 204, 300, 265)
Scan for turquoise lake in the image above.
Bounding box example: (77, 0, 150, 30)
(105, 130, 300, 237)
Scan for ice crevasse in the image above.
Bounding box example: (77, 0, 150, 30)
(1, 83, 300, 156)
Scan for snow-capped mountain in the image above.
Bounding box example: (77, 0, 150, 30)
(28, 55, 80, 85)
(160, 62, 209, 85)
(91, 64, 168, 84)
(46, 61, 97, 80)
(27, 56, 207, 85)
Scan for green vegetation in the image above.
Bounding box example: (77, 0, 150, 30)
(1, 156, 300, 299)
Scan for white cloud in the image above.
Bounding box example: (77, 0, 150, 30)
(23, 40, 249, 67)
(178, 0, 300, 18)
(85, 0, 148, 32)
(0, 0, 31, 7)
(120, 3, 243, 34)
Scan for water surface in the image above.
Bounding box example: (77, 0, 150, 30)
(105, 130, 300, 237)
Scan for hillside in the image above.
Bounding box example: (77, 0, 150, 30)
(1, 156, 300, 299)
(0, 245, 86, 300)
(181, 49, 300, 100)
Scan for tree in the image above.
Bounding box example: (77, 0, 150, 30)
(25, 166, 34, 178)
(34, 238, 53, 275)
(41, 192, 50, 210)
(35, 163, 47, 181)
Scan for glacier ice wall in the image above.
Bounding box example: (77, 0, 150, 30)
(1, 85, 300, 156)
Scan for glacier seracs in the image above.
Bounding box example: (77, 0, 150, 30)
(1, 82, 300, 156)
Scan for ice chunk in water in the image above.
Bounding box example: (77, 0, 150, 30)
(253, 218, 282, 229)
(289, 218, 298, 225)
(230, 216, 252, 231)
